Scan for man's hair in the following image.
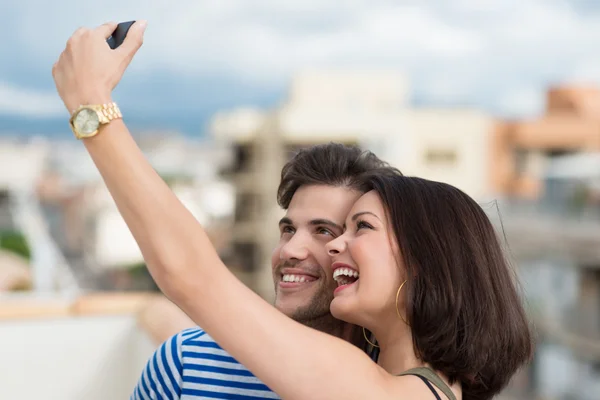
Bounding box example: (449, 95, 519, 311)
(364, 174, 534, 400)
(277, 142, 401, 209)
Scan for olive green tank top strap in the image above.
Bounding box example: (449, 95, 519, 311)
(397, 367, 457, 400)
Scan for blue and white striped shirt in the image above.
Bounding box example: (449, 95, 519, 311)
(131, 327, 280, 399)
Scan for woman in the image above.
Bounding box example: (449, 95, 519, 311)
(52, 22, 533, 400)
(323, 175, 534, 399)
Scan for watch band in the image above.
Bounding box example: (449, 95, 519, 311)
(69, 102, 123, 140)
(96, 102, 123, 124)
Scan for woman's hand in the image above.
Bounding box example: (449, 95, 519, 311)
(52, 21, 146, 113)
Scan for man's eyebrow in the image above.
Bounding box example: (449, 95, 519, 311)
(279, 217, 343, 232)
(279, 217, 293, 226)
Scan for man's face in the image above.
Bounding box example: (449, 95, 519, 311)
(271, 184, 361, 333)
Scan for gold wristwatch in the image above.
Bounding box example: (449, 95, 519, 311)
(69, 102, 122, 139)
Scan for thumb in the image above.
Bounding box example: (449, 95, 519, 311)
(96, 21, 119, 39)
(117, 20, 147, 59)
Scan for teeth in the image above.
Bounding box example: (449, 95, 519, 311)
(333, 268, 359, 279)
(282, 274, 308, 283)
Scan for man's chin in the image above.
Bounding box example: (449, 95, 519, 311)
(274, 292, 316, 317)
(274, 283, 338, 328)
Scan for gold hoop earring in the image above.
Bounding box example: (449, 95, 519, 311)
(362, 327, 379, 348)
(395, 280, 409, 325)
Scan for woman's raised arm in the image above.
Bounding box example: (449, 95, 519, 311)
(52, 22, 402, 400)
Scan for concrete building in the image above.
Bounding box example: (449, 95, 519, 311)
(371, 108, 494, 201)
(492, 86, 600, 399)
(499, 155, 600, 400)
(34, 135, 237, 291)
(0, 138, 77, 293)
(492, 86, 600, 199)
(209, 70, 495, 298)
(210, 75, 600, 398)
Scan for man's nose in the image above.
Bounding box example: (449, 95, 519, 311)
(280, 233, 309, 261)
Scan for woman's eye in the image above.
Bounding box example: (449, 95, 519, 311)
(356, 220, 373, 230)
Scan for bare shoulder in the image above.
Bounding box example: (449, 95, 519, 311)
(384, 374, 462, 400)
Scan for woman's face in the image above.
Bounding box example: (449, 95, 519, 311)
(326, 190, 406, 329)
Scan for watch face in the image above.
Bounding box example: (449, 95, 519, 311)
(73, 108, 100, 136)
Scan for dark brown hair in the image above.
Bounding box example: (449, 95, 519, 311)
(277, 142, 401, 209)
(366, 174, 533, 400)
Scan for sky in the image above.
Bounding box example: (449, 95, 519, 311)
(1, 0, 600, 136)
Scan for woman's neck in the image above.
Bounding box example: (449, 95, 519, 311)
(373, 322, 463, 399)
(372, 321, 424, 374)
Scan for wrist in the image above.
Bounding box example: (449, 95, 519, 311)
(66, 90, 113, 115)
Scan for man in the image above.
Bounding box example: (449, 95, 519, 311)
(131, 143, 399, 399)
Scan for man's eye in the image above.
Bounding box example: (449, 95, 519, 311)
(316, 227, 334, 236)
(281, 226, 295, 234)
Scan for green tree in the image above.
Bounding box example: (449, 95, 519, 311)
(0, 231, 31, 261)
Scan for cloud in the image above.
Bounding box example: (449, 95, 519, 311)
(2, 0, 600, 120)
(0, 82, 65, 117)
(125, 3, 485, 83)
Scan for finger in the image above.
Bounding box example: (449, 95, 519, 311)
(116, 20, 147, 58)
(71, 26, 87, 38)
(66, 27, 87, 48)
(52, 52, 65, 81)
(53, 52, 64, 75)
(95, 21, 118, 39)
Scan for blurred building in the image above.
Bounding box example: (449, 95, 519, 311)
(494, 87, 600, 400)
(0, 138, 77, 293)
(36, 135, 236, 291)
(372, 108, 494, 201)
(500, 157, 600, 399)
(210, 70, 494, 298)
(211, 75, 600, 398)
(0, 138, 47, 192)
(492, 86, 600, 199)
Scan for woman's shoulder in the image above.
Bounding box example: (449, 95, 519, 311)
(389, 368, 461, 400)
